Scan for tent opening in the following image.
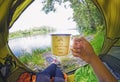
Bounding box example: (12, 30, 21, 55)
(0, 0, 120, 82)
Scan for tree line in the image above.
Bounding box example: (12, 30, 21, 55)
(42, 0, 105, 34)
(9, 26, 55, 39)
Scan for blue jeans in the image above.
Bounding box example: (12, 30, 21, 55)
(36, 64, 65, 82)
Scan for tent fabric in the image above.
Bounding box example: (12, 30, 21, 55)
(92, 0, 120, 54)
(114, 39, 120, 46)
(93, 0, 120, 80)
(9, 0, 34, 28)
(99, 47, 120, 79)
(0, 0, 120, 82)
(0, 0, 34, 49)
(93, 0, 120, 39)
(99, 55, 120, 80)
(108, 47, 120, 60)
(101, 38, 119, 54)
(0, 0, 34, 82)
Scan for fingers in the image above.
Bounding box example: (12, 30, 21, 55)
(71, 37, 86, 58)
(73, 37, 90, 49)
(73, 38, 81, 48)
(71, 48, 85, 60)
(73, 38, 83, 49)
(71, 48, 80, 57)
(71, 48, 81, 53)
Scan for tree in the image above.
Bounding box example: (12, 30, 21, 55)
(41, 0, 104, 33)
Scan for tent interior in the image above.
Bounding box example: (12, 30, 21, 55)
(0, 0, 120, 82)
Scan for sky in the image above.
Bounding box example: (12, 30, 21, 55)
(9, 0, 77, 32)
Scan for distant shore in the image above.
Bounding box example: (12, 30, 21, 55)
(9, 26, 56, 40)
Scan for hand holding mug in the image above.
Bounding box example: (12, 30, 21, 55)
(71, 37, 96, 64)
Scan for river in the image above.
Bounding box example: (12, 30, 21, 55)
(8, 30, 80, 56)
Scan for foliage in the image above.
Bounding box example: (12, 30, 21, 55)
(75, 65, 98, 82)
(42, 0, 62, 14)
(18, 48, 51, 70)
(42, 0, 104, 33)
(9, 26, 55, 39)
(90, 30, 104, 55)
(82, 27, 96, 36)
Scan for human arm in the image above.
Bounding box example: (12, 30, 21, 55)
(71, 37, 117, 82)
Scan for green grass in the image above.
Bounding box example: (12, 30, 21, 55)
(18, 48, 51, 70)
(90, 31, 104, 55)
(74, 31, 104, 82)
(75, 65, 98, 82)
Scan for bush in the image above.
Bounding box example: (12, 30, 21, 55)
(90, 31, 104, 54)
(75, 65, 98, 82)
(18, 47, 51, 70)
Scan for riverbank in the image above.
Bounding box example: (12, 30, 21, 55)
(9, 26, 55, 40)
(8, 29, 79, 56)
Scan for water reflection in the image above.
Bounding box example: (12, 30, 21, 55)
(8, 30, 79, 56)
(8, 35, 51, 56)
